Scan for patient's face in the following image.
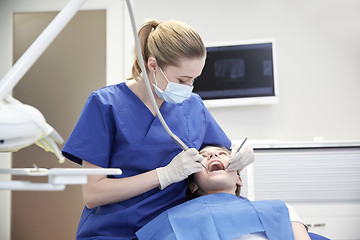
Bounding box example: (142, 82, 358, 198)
(191, 146, 242, 195)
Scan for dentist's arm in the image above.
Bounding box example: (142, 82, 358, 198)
(82, 160, 160, 209)
(82, 148, 203, 209)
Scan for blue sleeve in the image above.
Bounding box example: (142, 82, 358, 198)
(62, 92, 114, 167)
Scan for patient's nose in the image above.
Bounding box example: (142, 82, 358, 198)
(208, 153, 218, 159)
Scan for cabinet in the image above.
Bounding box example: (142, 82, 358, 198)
(237, 140, 360, 240)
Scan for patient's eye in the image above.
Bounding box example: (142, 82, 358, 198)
(219, 151, 229, 156)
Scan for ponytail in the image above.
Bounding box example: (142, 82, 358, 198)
(128, 19, 160, 81)
(128, 19, 206, 81)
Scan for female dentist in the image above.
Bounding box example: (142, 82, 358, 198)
(62, 19, 254, 239)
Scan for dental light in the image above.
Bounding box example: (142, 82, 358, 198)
(0, 0, 122, 190)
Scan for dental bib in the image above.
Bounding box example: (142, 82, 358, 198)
(136, 193, 294, 240)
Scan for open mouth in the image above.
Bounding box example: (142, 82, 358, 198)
(208, 160, 225, 172)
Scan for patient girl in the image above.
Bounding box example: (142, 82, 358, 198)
(136, 146, 311, 240)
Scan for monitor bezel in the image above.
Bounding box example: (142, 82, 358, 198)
(197, 38, 279, 108)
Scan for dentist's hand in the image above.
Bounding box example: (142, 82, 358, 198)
(227, 141, 254, 171)
(156, 148, 203, 190)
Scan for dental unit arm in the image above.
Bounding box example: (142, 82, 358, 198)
(0, 0, 89, 162)
(0, 0, 122, 191)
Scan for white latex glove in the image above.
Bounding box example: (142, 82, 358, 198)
(156, 148, 203, 190)
(35, 123, 65, 163)
(227, 141, 254, 171)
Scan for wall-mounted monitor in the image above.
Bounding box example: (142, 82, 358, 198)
(194, 39, 278, 108)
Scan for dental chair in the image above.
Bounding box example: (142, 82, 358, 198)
(309, 232, 331, 240)
(244, 165, 331, 240)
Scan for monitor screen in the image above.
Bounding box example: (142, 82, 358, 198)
(194, 39, 278, 107)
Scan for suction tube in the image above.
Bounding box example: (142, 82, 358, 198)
(125, 0, 189, 151)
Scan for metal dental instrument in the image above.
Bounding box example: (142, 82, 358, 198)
(199, 162, 209, 172)
(225, 138, 248, 170)
(125, 0, 189, 152)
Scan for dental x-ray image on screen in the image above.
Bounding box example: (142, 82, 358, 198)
(194, 39, 278, 108)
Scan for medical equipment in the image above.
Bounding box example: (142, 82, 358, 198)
(0, 95, 65, 162)
(126, 1, 189, 151)
(194, 40, 278, 108)
(0, 168, 122, 191)
(0, 0, 123, 190)
(0, 0, 88, 156)
(199, 162, 209, 172)
(226, 137, 248, 169)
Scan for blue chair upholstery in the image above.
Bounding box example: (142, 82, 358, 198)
(309, 232, 331, 240)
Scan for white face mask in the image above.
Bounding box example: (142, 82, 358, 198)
(152, 68, 194, 104)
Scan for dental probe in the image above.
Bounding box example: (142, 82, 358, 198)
(125, 0, 189, 152)
(199, 162, 209, 172)
(225, 138, 248, 169)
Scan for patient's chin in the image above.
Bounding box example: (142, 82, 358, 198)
(203, 182, 235, 194)
(205, 174, 234, 186)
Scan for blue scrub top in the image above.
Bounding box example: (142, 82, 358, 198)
(62, 83, 231, 239)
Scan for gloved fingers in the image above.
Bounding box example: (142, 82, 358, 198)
(184, 148, 205, 171)
(184, 148, 200, 156)
(227, 142, 254, 171)
(241, 141, 254, 156)
(174, 148, 202, 164)
(194, 153, 204, 163)
(189, 158, 204, 171)
(227, 153, 254, 170)
(157, 148, 203, 189)
(230, 143, 241, 156)
(182, 148, 202, 161)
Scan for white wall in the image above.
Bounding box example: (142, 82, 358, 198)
(131, 0, 360, 142)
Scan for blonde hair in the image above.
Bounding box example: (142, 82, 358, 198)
(128, 19, 206, 81)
